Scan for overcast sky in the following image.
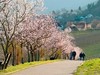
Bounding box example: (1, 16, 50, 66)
(44, 0, 98, 13)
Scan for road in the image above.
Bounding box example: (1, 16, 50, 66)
(11, 60, 83, 75)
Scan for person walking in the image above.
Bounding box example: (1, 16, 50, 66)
(72, 51, 76, 60)
(79, 52, 85, 61)
(69, 51, 73, 60)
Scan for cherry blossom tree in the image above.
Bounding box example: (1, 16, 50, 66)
(43, 27, 82, 60)
(16, 14, 79, 61)
(61, 29, 83, 59)
(0, 0, 45, 69)
(16, 15, 58, 61)
(0, 0, 82, 70)
(43, 29, 75, 59)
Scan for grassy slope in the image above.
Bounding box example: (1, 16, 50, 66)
(72, 30, 100, 59)
(74, 58, 100, 75)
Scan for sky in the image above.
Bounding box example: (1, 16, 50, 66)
(44, 0, 98, 13)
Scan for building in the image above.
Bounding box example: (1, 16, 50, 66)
(67, 21, 92, 31)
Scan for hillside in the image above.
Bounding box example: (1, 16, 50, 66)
(53, 0, 100, 30)
(82, 0, 100, 18)
(72, 30, 100, 59)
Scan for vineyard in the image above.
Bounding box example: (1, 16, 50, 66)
(72, 30, 100, 59)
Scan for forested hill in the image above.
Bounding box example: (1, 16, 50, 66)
(81, 0, 100, 19)
(52, 0, 100, 30)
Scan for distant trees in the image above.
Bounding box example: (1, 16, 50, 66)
(78, 6, 82, 11)
(52, 0, 100, 30)
(52, 9, 76, 30)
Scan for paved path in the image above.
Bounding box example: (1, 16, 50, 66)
(11, 60, 83, 75)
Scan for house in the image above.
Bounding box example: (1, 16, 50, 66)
(75, 22, 86, 30)
(67, 22, 78, 31)
(86, 23, 92, 29)
(67, 21, 92, 31)
(76, 22, 92, 30)
(91, 20, 100, 29)
(64, 27, 72, 33)
(96, 23, 100, 29)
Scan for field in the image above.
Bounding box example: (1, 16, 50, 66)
(72, 30, 100, 59)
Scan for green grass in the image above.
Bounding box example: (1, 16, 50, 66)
(72, 30, 100, 59)
(74, 58, 100, 75)
(84, 43, 100, 59)
(0, 60, 60, 75)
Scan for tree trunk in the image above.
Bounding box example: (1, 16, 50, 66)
(5, 54, 12, 69)
(21, 44, 24, 64)
(30, 52, 34, 62)
(28, 50, 30, 62)
(12, 43, 15, 66)
(21, 57, 24, 64)
(12, 49, 15, 66)
(2, 53, 8, 69)
(2, 53, 12, 69)
(36, 50, 40, 61)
